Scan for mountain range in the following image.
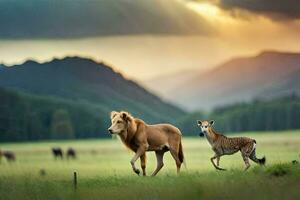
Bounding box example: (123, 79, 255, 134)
(0, 57, 185, 123)
(144, 51, 300, 111)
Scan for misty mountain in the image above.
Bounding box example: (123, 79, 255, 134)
(142, 69, 200, 97)
(0, 57, 185, 122)
(0, 0, 211, 39)
(259, 69, 300, 99)
(152, 51, 300, 110)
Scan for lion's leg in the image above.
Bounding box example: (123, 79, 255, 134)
(140, 153, 147, 176)
(170, 148, 181, 174)
(151, 151, 165, 176)
(130, 147, 146, 175)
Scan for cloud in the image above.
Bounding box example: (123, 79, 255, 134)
(218, 0, 300, 20)
(0, 0, 213, 39)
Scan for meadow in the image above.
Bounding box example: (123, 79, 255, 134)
(0, 131, 300, 200)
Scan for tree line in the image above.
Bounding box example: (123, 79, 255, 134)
(0, 87, 299, 142)
(0, 88, 108, 141)
(177, 95, 300, 135)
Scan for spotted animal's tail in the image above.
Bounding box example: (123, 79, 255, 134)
(250, 141, 266, 165)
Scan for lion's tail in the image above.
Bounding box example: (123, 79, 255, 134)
(178, 140, 186, 168)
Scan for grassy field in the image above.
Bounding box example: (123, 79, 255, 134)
(0, 131, 300, 200)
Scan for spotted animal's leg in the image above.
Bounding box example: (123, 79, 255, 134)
(242, 155, 251, 171)
(241, 143, 254, 171)
(211, 154, 226, 171)
(216, 156, 220, 167)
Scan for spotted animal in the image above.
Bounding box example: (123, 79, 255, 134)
(197, 120, 266, 170)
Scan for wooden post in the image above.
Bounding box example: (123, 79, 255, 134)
(73, 171, 77, 190)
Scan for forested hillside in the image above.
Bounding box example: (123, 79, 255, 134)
(0, 57, 184, 123)
(0, 57, 186, 142)
(1, 88, 299, 141)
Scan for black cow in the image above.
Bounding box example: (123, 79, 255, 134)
(52, 147, 63, 159)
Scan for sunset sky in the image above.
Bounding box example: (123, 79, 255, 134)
(0, 0, 300, 81)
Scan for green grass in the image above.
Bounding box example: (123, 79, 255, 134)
(0, 130, 300, 200)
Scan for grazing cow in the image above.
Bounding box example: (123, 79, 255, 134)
(66, 148, 76, 159)
(197, 120, 266, 171)
(108, 111, 185, 176)
(52, 147, 63, 159)
(0, 150, 16, 162)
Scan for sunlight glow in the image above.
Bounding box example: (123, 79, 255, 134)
(186, 1, 236, 25)
(188, 2, 219, 18)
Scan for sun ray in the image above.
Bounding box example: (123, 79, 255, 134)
(186, 1, 236, 24)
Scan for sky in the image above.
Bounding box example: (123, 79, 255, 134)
(0, 0, 300, 81)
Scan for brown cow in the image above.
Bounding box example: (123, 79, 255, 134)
(66, 148, 76, 159)
(0, 150, 16, 162)
(108, 111, 185, 176)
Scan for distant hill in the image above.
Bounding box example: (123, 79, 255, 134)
(149, 51, 300, 110)
(0, 0, 211, 38)
(0, 57, 185, 124)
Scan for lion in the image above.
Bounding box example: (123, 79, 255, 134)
(108, 111, 184, 176)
